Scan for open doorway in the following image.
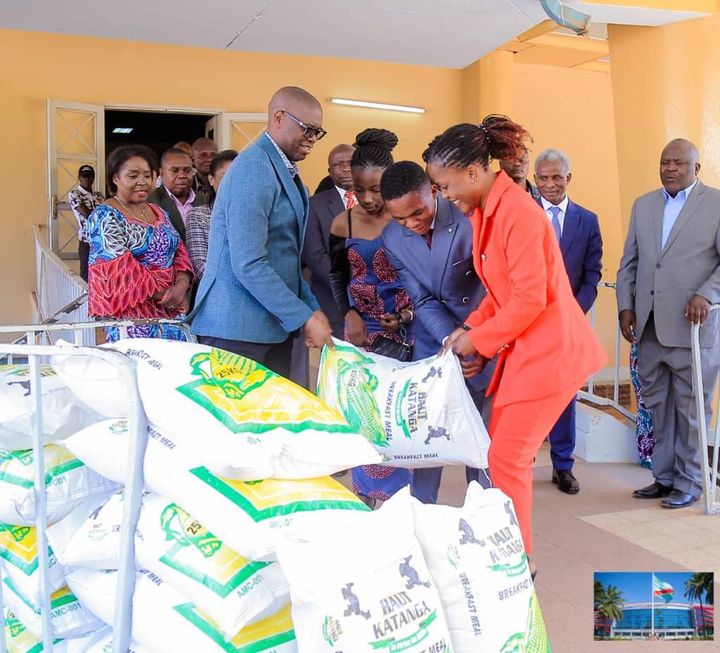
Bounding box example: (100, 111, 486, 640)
(105, 109, 215, 165)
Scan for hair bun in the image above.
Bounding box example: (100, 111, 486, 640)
(354, 128, 398, 152)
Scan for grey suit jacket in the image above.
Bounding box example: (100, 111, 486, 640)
(303, 187, 345, 327)
(617, 180, 720, 348)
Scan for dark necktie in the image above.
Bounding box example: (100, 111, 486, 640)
(424, 229, 433, 249)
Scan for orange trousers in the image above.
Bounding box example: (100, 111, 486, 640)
(488, 385, 578, 556)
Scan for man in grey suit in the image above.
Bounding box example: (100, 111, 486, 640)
(303, 143, 355, 337)
(617, 138, 720, 509)
(188, 86, 333, 376)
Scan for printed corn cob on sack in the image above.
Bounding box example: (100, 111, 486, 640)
(54, 338, 381, 480)
(52, 490, 290, 637)
(408, 484, 551, 653)
(317, 339, 490, 469)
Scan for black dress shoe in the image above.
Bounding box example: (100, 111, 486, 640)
(661, 490, 698, 509)
(552, 469, 580, 494)
(632, 482, 673, 499)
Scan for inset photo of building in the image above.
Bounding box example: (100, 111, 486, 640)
(594, 572, 714, 641)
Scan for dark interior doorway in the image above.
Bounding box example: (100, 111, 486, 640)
(104, 109, 215, 163)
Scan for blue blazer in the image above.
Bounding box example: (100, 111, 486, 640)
(303, 187, 345, 328)
(188, 135, 319, 343)
(537, 197, 603, 314)
(383, 196, 492, 390)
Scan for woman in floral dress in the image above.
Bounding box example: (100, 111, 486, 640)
(86, 145, 193, 341)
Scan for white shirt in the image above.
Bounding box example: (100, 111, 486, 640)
(541, 195, 569, 234)
(335, 185, 355, 209)
(661, 179, 697, 249)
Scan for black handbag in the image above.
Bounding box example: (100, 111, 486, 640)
(370, 326, 413, 362)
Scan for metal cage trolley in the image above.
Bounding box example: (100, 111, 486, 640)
(0, 320, 193, 653)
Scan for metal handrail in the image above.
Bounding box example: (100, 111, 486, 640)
(690, 304, 720, 515)
(0, 342, 147, 653)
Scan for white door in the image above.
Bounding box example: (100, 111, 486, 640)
(213, 112, 267, 151)
(47, 100, 105, 259)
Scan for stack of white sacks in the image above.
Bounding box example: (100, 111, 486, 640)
(1, 339, 551, 652)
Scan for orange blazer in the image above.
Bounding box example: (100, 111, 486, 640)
(465, 171, 607, 407)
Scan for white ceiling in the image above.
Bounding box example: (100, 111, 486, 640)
(0, 1, 709, 69)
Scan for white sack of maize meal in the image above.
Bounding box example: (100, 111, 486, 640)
(56, 490, 290, 636)
(0, 364, 101, 451)
(2, 611, 102, 653)
(66, 569, 298, 653)
(410, 482, 551, 653)
(97, 338, 381, 479)
(63, 419, 371, 562)
(276, 493, 453, 653)
(317, 339, 490, 469)
(0, 444, 119, 525)
(1, 575, 103, 640)
(81, 627, 163, 653)
(0, 523, 66, 606)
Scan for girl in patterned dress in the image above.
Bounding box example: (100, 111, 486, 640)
(328, 128, 414, 507)
(86, 145, 193, 342)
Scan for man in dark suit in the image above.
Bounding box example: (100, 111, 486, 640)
(149, 147, 208, 241)
(534, 148, 603, 494)
(303, 144, 355, 337)
(381, 161, 493, 504)
(188, 86, 333, 375)
(500, 144, 541, 201)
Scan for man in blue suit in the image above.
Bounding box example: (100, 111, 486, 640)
(534, 148, 603, 494)
(188, 86, 333, 375)
(381, 161, 493, 504)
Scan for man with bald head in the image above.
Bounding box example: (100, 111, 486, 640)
(189, 86, 333, 375)
(617, 138, 720, 509)
(303, 143, 356, 336)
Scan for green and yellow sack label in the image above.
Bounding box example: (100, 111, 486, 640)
(176, 348, 353, 435)
(4, 611, 62, 653)
(0, 445, 84, 490)
(174, 603, 296, 652)
(190, 470, 370, 523)
(158, 501, 269, 598)
(0, 524, 56, 576)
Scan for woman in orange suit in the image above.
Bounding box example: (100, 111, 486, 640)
(424, 116, 606, 575)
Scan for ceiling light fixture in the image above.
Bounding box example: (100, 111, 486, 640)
(330, 98, 425, 114)
(112, 127, 133, 134)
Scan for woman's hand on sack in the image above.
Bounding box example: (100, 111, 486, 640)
(346, 310, 370, 347)
(450, 331, 478, 358)
(459, 354, 488, 379)
(442, 326, 467, 353)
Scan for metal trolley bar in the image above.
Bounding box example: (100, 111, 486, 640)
(0, 319, 191, 652)
(690, 304, 720, 516)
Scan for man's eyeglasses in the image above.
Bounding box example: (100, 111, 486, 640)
(282, 110, 327, 141)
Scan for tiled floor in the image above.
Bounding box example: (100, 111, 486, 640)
(433, 443, 719, 652)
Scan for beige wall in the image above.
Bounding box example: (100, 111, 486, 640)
(0, 29, 462, 326)
(1, 29, 625, 353)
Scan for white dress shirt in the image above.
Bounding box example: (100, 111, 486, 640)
(540, 195, 569, 235)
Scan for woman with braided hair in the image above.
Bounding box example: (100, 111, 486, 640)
(329, 127, 414, 506)
(424, 116, 606, 575)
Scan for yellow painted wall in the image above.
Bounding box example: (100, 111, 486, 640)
(511, 63, 624, 367)
(0, 28, 627, 362)
(609, 15, 720, 233)
(0, 29, 462, 326)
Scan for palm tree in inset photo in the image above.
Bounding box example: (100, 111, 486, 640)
(595, 582, 625, 634)
(684, 572, 714, 637)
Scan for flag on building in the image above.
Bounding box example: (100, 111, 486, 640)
(653, 576, 674, 603)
